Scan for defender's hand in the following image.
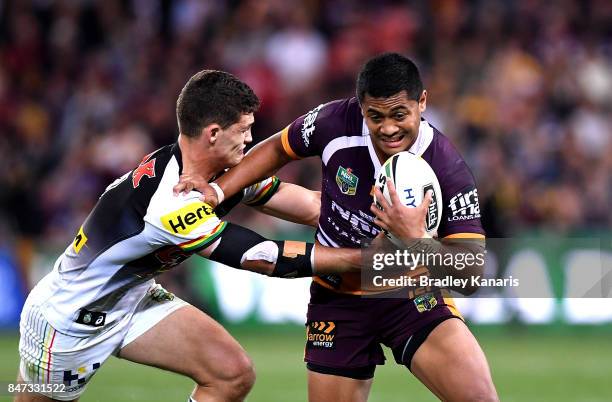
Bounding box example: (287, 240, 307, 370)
(173, 174, 220, 206)
(370, 180, 432, 241)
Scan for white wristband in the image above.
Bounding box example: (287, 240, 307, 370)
(209, 182, 225, 204)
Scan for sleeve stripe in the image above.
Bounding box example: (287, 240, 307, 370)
(245, 177, 281, 206)
(443, 296, 464, 320)
(280, 126, 301, 160)
(443, 233, 485, 239)
(247, 181, 273, 203)
(179, 221, 227, 251)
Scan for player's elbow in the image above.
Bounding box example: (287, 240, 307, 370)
(305, 191, 321, 227)
(305, 210, 320, 228)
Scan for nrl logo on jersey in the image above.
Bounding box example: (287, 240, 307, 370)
(336, 166, 359, 195)
(414, 293, 438, 313)
(301, 104, 323, 147)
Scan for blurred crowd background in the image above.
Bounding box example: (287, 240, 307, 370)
(0, 0, 610, 292)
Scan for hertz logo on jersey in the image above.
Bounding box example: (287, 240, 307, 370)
(161, 202, 215, 235)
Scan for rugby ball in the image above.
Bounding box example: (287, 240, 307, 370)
(374, 152, 442, 244)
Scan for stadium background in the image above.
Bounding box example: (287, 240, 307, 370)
(0, 0, 610, 401)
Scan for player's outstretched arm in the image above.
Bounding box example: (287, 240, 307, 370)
(311, 242, 361, 274)
(174, 132, 292, 206)
(197, 223, 360, 277)
(252, 183, 321, 228)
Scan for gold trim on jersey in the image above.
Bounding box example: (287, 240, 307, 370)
(280, 126, 302, 160)
(443, 233, 485, 239)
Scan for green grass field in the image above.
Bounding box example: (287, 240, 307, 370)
(1, 325, 611, 402)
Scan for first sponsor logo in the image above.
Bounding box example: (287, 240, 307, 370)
(448, 188, 480, 221)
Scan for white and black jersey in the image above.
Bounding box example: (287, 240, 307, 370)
(31, 143, 279, 336)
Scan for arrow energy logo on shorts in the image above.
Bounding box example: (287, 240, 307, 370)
(307, 321, 337, 349)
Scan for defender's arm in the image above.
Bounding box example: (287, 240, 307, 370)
(252, 183, 320, 228)
(198, 223, 359, 277)
(216, 178, 321, 228)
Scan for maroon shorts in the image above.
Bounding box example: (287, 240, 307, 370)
(304, 283, 462, 379)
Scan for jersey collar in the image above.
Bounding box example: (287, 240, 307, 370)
(363, 118, 434, 178)
(171, 142, 184, 175)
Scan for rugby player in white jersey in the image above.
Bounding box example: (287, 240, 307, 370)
(15, 70, 361, 402)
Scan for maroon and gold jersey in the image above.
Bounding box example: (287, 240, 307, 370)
(281, 97, 484, 294)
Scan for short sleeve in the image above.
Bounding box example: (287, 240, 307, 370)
(437, 159, 485, 238)
(213, 176, 282, 218)
(242, 176, 281, 206)
(280, 101, 342, 159)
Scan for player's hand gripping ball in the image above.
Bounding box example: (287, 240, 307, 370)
(374, 152, 443, 245)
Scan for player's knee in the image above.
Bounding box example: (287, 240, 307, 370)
(212, 354, 255, 401)
(192, 351, 255, 398)
(218, 353, 256, 398)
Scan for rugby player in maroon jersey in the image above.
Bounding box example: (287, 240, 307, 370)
(177, 54, 498, 402)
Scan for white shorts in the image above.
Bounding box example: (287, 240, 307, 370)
(18, 284, 188, 401)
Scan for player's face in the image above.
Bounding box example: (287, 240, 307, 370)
(217, 113, 254, 167)
(361, 90, 426, 162)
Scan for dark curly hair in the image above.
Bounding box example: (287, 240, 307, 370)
(176, 70, 260, 137)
